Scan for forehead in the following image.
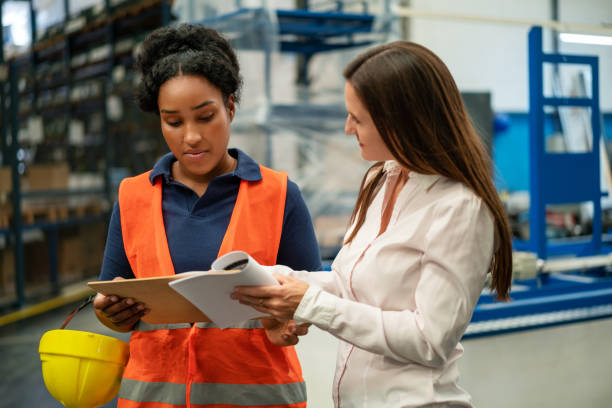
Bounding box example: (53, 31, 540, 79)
(158, 75, 222, 104)
(344, 81, 367, 113)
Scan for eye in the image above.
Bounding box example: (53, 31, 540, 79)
(166, 120, 182, 127)
(199, 113, 214, 122)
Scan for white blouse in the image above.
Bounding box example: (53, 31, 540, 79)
(272, 161, 495, 407)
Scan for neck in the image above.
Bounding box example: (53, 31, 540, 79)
(173, 151, 237, 197)
(378, 168, 408, 237)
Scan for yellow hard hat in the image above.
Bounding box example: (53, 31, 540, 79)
(39, 329, 129, 408)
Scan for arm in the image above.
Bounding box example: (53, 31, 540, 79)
(296, 197, 493, 366)
(236, 196, 494, 367)
(94, 202, 147, 332)
(276, 180, 322, 271)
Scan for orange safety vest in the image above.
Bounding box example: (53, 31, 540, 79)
(116, 166, 306, 408)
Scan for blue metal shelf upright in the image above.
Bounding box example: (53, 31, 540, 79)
(514, 26, 602, 259)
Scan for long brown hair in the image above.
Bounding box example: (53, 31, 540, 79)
(343, 41, 512, 300)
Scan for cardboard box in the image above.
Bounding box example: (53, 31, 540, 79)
(79, 221, 106, 273)
(0, 202, 10, 228)
(0, 248, 15, 296)
(59, 235, 83, 282)
(24, 240, 51, 284)
(26, 163, 69, 191)
(0, 167, 11, 194)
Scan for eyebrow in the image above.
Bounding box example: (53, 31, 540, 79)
(160, 100, 214, 114)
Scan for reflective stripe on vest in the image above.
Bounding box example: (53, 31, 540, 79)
(119, 379, 186, 405)
(119, 378, 307, 406)
(117, 166, 306, 408)
(134, 320, 264, 332)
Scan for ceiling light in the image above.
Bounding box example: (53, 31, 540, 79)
(559, 33, 612, 46)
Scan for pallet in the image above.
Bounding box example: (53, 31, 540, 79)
(0, 200, 106, 227)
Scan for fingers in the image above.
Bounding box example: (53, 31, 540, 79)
(293, 322, 311, 336)
(260, 318, 307, 347)
(280, 334, 299, 346)
(286, 321, 310, 336)
(268, 333, 299, 347)
(93, 292, 116, 310)
(272, 274, 293, 285)
(234, 293, 268, 308)
(94, 292, 149, 327)
(233, 284, 279, 299)
(105, 297, 149, 326)
(232, 294, 294, 321)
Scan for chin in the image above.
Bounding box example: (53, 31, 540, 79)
(360, 152, 378, 162)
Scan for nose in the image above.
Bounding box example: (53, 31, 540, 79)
(184, 122, 203, 145)
(345, 115, 354, 136)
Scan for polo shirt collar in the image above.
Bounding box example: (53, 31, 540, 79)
(383, 160, 440, 191)
(148, 148, 262, 185)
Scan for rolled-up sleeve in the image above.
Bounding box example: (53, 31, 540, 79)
(293, 195, 494, 367)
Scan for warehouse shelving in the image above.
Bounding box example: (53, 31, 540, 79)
(514, 26, 603, 259)
(468, 26, 612, 339)
(0, 0, 173, 309)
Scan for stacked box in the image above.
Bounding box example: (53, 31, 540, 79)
(25, 163, 69, 191)
(0, 249, 15, 297)
(79, 221, 107, 276)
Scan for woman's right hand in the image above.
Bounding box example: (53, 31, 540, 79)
(93, 277, 149, 331)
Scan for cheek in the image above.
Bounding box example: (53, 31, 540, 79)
(213, 118, 232, 140)
(160, 127, 177, 143)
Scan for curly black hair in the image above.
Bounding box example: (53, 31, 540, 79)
(135, 23, 242, 113)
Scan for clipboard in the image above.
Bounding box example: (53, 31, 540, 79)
(88, 274, 211, 324)
(88, 250, 279, 327)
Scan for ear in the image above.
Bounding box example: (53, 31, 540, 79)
(227, 94, 236, 121)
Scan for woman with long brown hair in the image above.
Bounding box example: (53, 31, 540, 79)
(232, 41, 513, 407)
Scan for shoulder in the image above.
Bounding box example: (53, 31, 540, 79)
(118, 171, 157, 208)
(428, 177, 493, 223)
(259, 164, 287, 180)
(284, 179, 305, 206)
(119, 171, 153, 192)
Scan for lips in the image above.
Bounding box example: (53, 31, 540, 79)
(184, 150, 207, 156)
(183, 150, 208, 161)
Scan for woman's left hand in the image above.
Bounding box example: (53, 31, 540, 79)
(261, 318, 310, 346)
(232, 274, 309, 321)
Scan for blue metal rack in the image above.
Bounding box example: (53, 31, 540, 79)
(0, 0, 173, 309)
(514, 26, 602, 259)
(468, 26, 612, 339)
(465, 273, 612, 339)
(197, 2, 388, 85)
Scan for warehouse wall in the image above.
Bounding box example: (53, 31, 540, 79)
(410, 0, 612, 111)
(494, 113, 612, 192)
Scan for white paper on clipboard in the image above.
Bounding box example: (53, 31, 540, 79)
(169, 251, 278, 328)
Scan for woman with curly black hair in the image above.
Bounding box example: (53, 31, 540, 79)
(92, 23, 320, 408)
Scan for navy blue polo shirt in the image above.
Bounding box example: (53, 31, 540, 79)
(100, 148, 321, 280)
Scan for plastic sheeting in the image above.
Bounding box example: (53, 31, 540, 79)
(170, 1, 396, 256)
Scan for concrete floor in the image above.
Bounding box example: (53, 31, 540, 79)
(2, 299, 612, 408)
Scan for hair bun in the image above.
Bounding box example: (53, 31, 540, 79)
(134, 24, 242, 113)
